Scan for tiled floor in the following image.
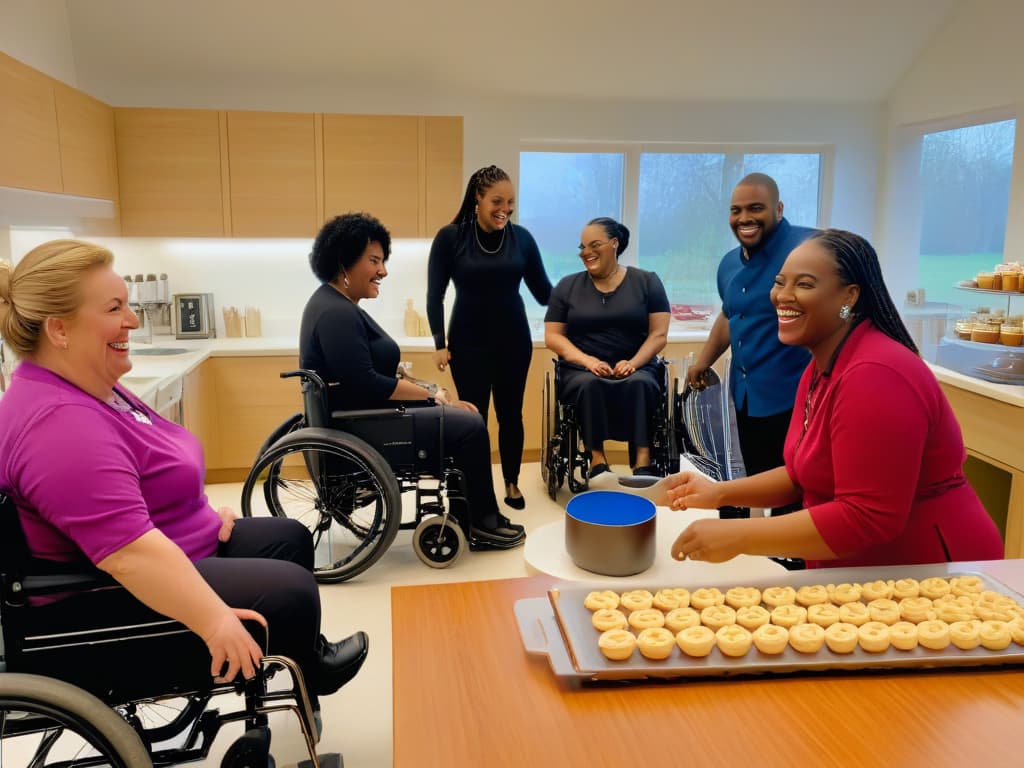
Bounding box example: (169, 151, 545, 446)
(201, 461, 576, 768)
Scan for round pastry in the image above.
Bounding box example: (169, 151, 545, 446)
(788, 622, 826, 654)
(715, 624, 753, 657)
(949, 619, 982, 650)
(598, 629, 637, 661)
(807, 603, 840, 628)
(1008, 617, 1024, 646)
(584, 590, 621, 611)
(979, 620, 1012, 651)
(827, 582, 862, 605)
(795, 585, 829, 607)
(857, 621, 891, 653)
(974, 601, 1018, 622)
(752, 624, 789, 655)
(620, 590, 654, 612)
(664, 607, 701, 633)
(867, 599, 901, 625)
(690, 587, 725, 610)
(736, 605, 772, 631)
(919, 577, 952, 600)
(889, 621, 919, 651)
(824, 622, 859, 654)
(637, 627, 676, 660)
(933, 595, 975, 623)
(725, 587, 762, 609)
(950, 575, 985, 598)
(628, 608, 666, 631)
(838, 602, 870, 627)
(861, 579, 895, 601)
(762, 586, 797, 607)
(892, 578, 920, 600)
(700, 605, 737, 631)
(918, 620, 952, 650)
(676, 625, 716, 658)
(899, 596, 935, 623)
(653, 588, 691, 612)
(771, 604, 808, 628)
(592, 608, 628, 632)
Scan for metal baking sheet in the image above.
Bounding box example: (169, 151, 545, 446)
(515, 564, 1024, 681)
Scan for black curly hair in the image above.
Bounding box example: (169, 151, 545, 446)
(309, 212, 391, 283)
(587, 217, 631, 257)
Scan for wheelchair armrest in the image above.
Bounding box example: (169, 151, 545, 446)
(329, 402, 434, 421)
(17, 569, 117, 596)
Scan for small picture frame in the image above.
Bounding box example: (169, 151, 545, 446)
(174, 293, 216, 339)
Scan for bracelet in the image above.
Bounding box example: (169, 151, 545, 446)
(424, 382, 438, 397)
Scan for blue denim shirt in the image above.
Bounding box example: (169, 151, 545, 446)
(717, 218, 816, 417)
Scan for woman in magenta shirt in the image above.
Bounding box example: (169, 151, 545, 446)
(0, 239, 367, 710)
(662, 229, 1003, 567)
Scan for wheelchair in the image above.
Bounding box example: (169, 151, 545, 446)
(0, 494, 333, 768)
(541, 358, 679, 499)
(241, 370, 505, 584)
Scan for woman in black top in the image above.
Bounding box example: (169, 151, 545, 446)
(299, 213, 525, 547)
(544, 217, 671, 477)
(427, 166, 552, 510)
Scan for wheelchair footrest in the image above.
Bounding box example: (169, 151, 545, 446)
(298, 752, 343, 768)
(221, 725, 272, 768)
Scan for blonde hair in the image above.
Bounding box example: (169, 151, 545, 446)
(0, 239, 114, 357)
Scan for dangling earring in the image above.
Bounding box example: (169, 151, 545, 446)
(839, 304, 851, 321)
(474, 204, 479, 216)
(342, 272, 350, 288)
(62, 341, 69, 350)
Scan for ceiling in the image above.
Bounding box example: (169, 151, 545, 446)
(62, 0, 959, 105)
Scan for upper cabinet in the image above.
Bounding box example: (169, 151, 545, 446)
(115, 108, 226, 236)
(0, 52, 63, 193)
(226, 111, 320, 238)
(423, 116, 463, 237)
(54, 83, 118, 200)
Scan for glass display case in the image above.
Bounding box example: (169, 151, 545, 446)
(934, 286, 1024, 385)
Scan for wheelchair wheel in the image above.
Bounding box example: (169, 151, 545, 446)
(0, 673, 152, 767)
(242, 430, 402, 583)
(412, 516, 466, 568)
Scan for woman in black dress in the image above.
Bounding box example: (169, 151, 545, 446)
(427, 166, 552, 510)
(544, 217, 671, 477)
(300, 213, 525, 547)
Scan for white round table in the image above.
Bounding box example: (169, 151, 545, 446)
(523, 507, 786, 585)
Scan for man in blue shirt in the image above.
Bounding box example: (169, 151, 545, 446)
(687, 173, 816, 518)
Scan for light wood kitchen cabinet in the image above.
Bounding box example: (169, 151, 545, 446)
(115, 108, 226, 236)
(226, 111, 319, 237)
(423, 116, 464, 236)
(0, 51, 62, 193)
(53, 83, 118, 200)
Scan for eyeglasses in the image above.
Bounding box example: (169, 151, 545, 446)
(578, 239, 612, 254)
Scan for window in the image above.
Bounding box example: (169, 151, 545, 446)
(518, 147, 823, 325)
(917, 119, 1016, 306)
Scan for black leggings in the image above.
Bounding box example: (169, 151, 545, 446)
(449, 335, 533, 486)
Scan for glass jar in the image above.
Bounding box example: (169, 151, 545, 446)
(1000, 324, 1023, 347)
(976, 272, 996, 289)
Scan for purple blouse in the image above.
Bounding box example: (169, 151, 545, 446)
(0, 361, 221, 564)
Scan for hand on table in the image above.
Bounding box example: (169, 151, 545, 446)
(671, 518, 746, 563)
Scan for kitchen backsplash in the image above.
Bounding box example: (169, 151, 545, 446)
(7, 229, 446, 340)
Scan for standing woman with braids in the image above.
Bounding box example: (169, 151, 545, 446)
(658, 229, 1003, 568)
(427, 166, 552, 509)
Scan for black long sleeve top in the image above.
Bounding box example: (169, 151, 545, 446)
(426, 222, 552, 350)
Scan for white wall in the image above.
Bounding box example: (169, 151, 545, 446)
(878, 0, 1024, 302)
(0, 0, 78, 85)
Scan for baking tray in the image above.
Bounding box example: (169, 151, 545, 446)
(515, 564, 1024, 681)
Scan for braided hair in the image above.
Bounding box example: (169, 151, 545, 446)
(808, 229, 919, 355)
(450, 165, 511, 225)
(587, 217, 631, 258)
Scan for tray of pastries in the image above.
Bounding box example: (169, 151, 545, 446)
(514, 565, 1024, 681)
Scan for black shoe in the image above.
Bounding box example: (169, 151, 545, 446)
(631, 465, 659, 477)
(470, 519, 526, 546)
(315, 631, 369, 696)
(588, 463, 610, 479)
(504, 482, 526, 510)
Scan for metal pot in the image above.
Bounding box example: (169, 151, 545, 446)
(565, 491, 656, 577)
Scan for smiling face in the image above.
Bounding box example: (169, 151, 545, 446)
(770, 240, 859, 362)
(57, 266, 140, 398)
(475, 179, 515, 232)
(344, 240, 388, 303)
(730, 183, 783, 253)
(578, 223, 618, 278)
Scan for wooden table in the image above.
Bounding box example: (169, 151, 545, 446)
(392, 560, 1024, 767)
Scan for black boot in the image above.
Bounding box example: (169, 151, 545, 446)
(314, 631, 369, 696)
